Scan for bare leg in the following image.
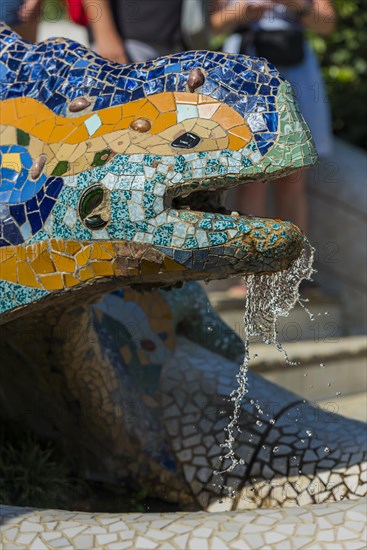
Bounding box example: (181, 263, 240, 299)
(227, 181, 269, 297)
(236, 180, 269, 217)
(13, 20, 38, 43)
(274, 169, 308, 232)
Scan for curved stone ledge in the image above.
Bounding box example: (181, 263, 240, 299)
(1, 499, 366, 549)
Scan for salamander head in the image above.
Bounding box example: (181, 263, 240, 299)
(0, 25, 317, 320)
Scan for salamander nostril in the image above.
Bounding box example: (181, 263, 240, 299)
(171, 132, 200, 149)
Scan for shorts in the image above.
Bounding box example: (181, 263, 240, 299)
(1, 0, 24, 26)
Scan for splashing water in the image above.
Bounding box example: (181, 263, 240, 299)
(217, 237, 315, 474)
(244, 239, 314, 345)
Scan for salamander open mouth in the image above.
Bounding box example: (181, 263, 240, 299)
(171, 189, 244, 217)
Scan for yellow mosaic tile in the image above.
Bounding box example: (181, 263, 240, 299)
(0, 256, 18, 282)
(91, 261, 116, 277)
(52, 253, 77, 274)
(90, 243, 114, 261)
(151, 112, 177, 133)
(2, 153, 21, 172)
(228, 134, 248, 150)
(63, 274, 79, 287)
(78, 266, 94, 281)
(39, 273, 64, 290)
(31, 250, 55, 275)
(136, 101, 160, 122)
(17, 262, 42, 288)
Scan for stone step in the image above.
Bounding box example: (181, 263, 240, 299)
(208, 286, 365, 410)
(319, 392, 366, 423)
(208, 287, 366, 421)
(247, 335, 366, 402)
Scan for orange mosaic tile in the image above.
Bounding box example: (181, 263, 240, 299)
(149, 92, 176, 112)
(175, 92, 199, 104)
(211, 103, 245, 130)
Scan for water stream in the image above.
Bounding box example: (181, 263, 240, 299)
(216, 237, 315, 475)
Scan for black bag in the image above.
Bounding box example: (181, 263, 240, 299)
(241, 29, 305, 67)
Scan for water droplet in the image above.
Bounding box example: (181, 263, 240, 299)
(328, 382, 332, 387)
(207, 326, 213, 333)
(256, 420, 262, 426)
(306, 430, 312, 437)
(320, 363, 325, 368)
(273, 446, 279, 453)
(324, 446, 330, 454)
(269, 419, 275, 425)
(336, 391, 341, 396)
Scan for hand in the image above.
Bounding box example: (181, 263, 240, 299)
(95, 36, 130, 64)
(211, 0, 274, 33)
(18, 0, 42, 23)
(242, 0, 275, 22)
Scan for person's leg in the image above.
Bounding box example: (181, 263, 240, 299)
(10, 0, 40, 43)
(274, 169, 308, 232)
(13, 20, 38, 43)
(274, 169, 320, 294)
(225, 181, 269, 298)
(236, 180, 269, 217)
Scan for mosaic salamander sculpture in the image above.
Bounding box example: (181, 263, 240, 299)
(0, 22, 318, 322)
(1, 24, 366, 549)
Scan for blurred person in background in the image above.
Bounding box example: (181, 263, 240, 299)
(82, 0, 209, 63)
(1, 0, 41, 41)
(211, 0, 336, 295)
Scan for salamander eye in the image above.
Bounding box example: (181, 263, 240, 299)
(171, 132, 201, 149)
(79, 185, 109, 230)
